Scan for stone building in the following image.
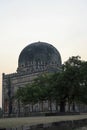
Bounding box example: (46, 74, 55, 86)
(2, 41, 62, 117)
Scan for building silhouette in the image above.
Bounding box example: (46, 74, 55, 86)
(2, 41, 62, 117)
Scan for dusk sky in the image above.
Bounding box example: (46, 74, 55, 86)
(0, 0, 87, 107)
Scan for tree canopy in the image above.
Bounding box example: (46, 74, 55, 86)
(15, 56, 87, 112)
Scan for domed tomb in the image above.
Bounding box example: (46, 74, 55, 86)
(17, 42, 62, 73)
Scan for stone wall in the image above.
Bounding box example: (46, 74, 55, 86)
(2, 70, 48, 117)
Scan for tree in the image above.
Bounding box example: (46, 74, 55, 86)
(0, 108, 3, 118)
(79, 61, 87, 104)
(15, 56, 87, 114)
(52, 56, 83, 112)
(33, 73, 54, 111)
(15, 87, 25, 116)
(62, 56, 83, 111)
(16, 83, 41, 113)
(25, 84, 41, 112)
(52, 72, 68, 112)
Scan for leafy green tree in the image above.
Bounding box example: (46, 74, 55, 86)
(16, 84, 41, 112)
(15, 56, 87, 114)
(0, 108, 3, 118)
(33, 73, 53, 111)
(62, 56, 83, 111)
(25, 84, 41, 111)
(53, 56, 83, 112)
(52, 72, 68, 112)
(79, 61, 87, 104)
(15, 87, 25, 116)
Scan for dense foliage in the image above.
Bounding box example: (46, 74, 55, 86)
(15, 56, 87, 112)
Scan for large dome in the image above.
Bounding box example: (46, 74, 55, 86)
(18, 42, 62, 73)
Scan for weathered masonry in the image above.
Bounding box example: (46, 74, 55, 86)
(2, 41, 62, 117)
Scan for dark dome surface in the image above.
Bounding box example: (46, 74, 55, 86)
(18, 41, 62, 67)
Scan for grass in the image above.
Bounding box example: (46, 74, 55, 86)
(0, 114, 87, 128)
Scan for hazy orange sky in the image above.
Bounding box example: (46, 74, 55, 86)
(0, 0, 87, 107)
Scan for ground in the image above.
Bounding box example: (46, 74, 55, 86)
(0, 114, 87, 128)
